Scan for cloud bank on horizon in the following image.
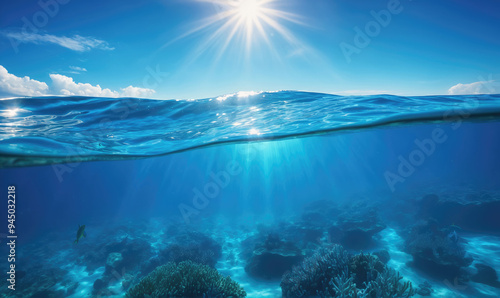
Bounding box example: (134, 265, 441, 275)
(1, 64, 497, 99)
(448, 80, 499, 95)
(0, 65, 155, 98)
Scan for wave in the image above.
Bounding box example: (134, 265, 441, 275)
(1, 91, 500, 167)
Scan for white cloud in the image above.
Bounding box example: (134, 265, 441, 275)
(0, 65, 155, 98)
(49, 74, 155, 98)
(0, 65, 49, 96)
(69, 66, 87, 72)
(50, 74, 119, 97)
(5, 32, 114, 52)
(448, 80, 498, 95)
(121, 85, 156, 98)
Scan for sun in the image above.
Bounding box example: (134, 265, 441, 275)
(169, 0, 304, 60)
(237, 0, 262, 20)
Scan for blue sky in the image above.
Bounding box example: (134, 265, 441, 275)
(0, 0, 499, 99)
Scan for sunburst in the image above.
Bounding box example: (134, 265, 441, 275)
(171, 0, 304, 61)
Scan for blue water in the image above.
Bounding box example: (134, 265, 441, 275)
(1, 91, 500, 166)
(1, 91, 500, 297)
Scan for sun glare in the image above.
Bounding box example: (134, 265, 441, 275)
(6, 109, 18, 117)
(171, 0, 304, 61)
(237, 0, 261, 20)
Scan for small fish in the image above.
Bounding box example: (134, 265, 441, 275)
(74, 224, 86, 244)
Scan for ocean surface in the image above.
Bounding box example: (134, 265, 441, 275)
(1, 91, 500, 297)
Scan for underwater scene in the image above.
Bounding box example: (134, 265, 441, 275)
(2, 0, 500, 297)
(1, 91, 500, 297)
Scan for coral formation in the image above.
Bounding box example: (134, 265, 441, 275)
(328, 202, 386, 250)
(416, 281, 433, 296)
(245, 233, 304, 280)
(363, 268, 416, 298)
(281, 245, 416, 297)
(77, 236, 153, 275)
(138, 230, 223, 279)
(160, 231, 222, 268)
(416, 193, 500, 233)
(348, 252, 386, 290)
(372, 250, 391, 264)
(127, 261, 246, 298)
(106, 252, 124, 271)
(405, 220, 472, 280)
(161, 243, 218, 267)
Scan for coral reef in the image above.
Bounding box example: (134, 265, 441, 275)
(281, 244, 416, 297)
(363, 268, 416, 298)
(106, 252, 124, 272)
(77, 236, 153, 275)
(328, 202, 386, 250)
(245, 233, 304, 280)
(372, 250, 391, 264)
(242, 223, 321, 262)
(137, 230, 223, 279)
(126, 261, 246, 298)
(299, 200, 340, 228)
(161, 231, 222, 267)
(416, 193, 500, 233)
(405, 220, 472, 280)
(416, 281, 433, 296)
(279, 224, 324, 251)
(161, 243, 217, 267)
(4, 198, 498, 297)
(281, 245, 350, 297)
(348, 252, 386, 290)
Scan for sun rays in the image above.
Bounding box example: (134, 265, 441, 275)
(172, 0, 305, 62)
